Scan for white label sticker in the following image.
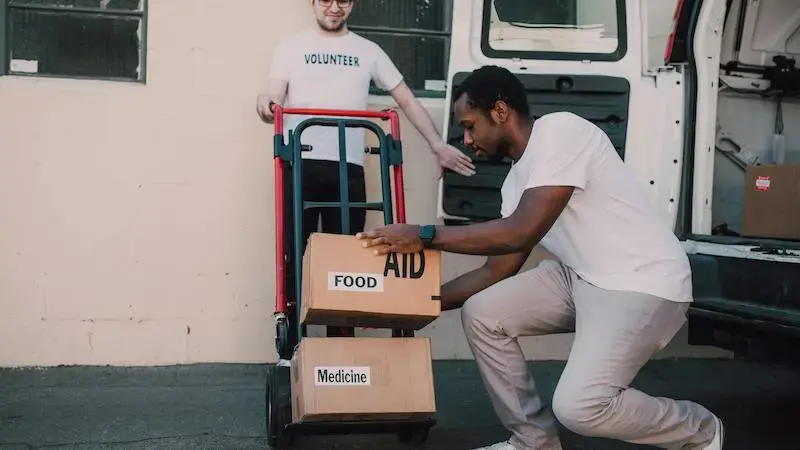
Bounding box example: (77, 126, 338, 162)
(10, 59, 38, 73)
(755, 176, 771, 191)
(327, 271, 384, 292)
(424, 79, 447, 91)
(314, 366, 371, 386)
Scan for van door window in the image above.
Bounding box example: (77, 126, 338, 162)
(481, 0, 627, 61)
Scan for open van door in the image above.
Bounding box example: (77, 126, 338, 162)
(675, 0, 800, 367)
(437, 0, 687, 233)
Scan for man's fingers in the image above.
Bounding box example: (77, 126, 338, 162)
(451, 160, 476, 177)
(457, 155, 476, 169)
(457, 168, 475, 177)
(257, 105, 274, 123)
(439, 160, 474, 177)
(373, 246, 392, 256)
(355, 231, 380, 240)
(360, 237, 387, 248)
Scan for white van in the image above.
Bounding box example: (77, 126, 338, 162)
(436, 0, 800, 366)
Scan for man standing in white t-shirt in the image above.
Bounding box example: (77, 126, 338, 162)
(256, 0, 474, 337)
(356, 65, 724, 450)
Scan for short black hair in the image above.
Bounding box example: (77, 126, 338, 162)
(453, 65, 530, 117)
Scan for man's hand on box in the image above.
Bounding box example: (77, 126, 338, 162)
(356, 224, 423, 256)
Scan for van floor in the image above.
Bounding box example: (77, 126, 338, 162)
(1, 359, 798, 450)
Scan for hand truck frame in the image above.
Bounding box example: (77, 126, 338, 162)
(266, 104, 436, 448)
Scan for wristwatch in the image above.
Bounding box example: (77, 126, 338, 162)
(418, 225, 436, 248)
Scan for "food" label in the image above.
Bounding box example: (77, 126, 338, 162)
(327, 272, 385, 292)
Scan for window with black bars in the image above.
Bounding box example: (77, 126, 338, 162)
(348, 0, 452, 97)
(0, 0, 147, 82)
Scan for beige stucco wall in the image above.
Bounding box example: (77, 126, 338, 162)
(0, 0, 727, 367)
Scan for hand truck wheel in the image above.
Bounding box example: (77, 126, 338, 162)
(275, 316, 292, 361)
(266, 364, 293, 449)
(397, 426, 430, 446)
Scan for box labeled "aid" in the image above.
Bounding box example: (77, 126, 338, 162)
(300, 232, 441, 330)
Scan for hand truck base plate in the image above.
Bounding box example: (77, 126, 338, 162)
(283, 417, 436, 440)
(267, 363, 435, 448)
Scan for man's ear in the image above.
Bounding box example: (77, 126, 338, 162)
(489, 101, 510, 124)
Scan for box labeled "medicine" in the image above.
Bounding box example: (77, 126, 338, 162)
(300, 232, 441, 330)
(313, 366, 371, 385)
(290, 337, 436, 423)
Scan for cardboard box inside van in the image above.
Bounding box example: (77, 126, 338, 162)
(742, 164, 800, 240)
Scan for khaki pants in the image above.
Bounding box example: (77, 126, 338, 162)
(461, 260, 717, 450)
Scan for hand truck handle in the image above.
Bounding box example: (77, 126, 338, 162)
(270, 101, 405, 222)
(270, 102, 407, 318)
(270, 102, 402, 141)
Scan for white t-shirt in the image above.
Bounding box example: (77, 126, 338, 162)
(269, 29, 404, 166)
(501, 112, 693, 303)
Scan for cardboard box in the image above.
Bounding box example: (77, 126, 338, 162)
(290, 337, 437, 423)
(301, 232, 441, 330)
(742, 164, 800, 240)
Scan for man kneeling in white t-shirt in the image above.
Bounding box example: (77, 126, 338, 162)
(356, 65, 724, 450)
(256, 0, 475, 338)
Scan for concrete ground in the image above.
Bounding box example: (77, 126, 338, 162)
(1, 359, 799, 449)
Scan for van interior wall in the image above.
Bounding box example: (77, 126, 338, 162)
(710, 0, 800, 235)
(712, 95, 799, 233)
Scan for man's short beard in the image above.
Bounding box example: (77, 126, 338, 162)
(317, 18, 346, 32)
(489, 137, 513, 163)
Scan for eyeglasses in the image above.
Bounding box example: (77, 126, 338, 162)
(318, 0, 353, 8)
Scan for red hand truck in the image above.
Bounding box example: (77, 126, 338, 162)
(265, 104, 435, 448)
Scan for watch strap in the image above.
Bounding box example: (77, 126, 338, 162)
(419, 225, 436, 247)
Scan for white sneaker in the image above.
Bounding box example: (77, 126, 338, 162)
(703, 414, 725, 449)
(471, 440, 518, 450)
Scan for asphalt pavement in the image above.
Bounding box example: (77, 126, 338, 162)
(1, 359, 798, 449)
